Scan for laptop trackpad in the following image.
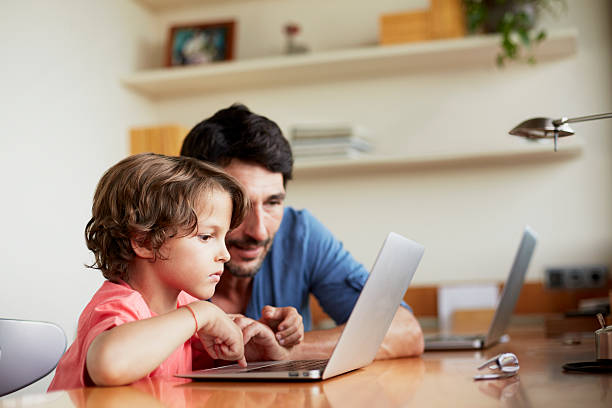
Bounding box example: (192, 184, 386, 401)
(194, 361, 283, 374)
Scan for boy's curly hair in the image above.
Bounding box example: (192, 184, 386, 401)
(85, 153, 248, 282)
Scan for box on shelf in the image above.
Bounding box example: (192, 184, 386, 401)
(379, 9, 431, 45)
(379, 0, 466, 45)
(430, 0, 467, 39)
(130, 124, 188, 156)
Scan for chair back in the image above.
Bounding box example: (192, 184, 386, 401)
(0, 318, 66, 396)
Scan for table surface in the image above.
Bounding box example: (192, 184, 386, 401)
(2, 327, 610, 407)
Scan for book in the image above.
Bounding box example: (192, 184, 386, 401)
(292, 145, 369, 158)
(290, 123, 369, 141)
(293, 148, 367, 161)
(289, 123, 374, 159)
(291, 137, 373, 158)
(292, 135, 372, 150)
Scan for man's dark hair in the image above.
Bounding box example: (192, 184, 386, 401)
(180, 103, 293, 185)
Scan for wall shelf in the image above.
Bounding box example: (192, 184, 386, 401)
(292, 139, 583, 177)
(121, 28, 578, 99)
(135, 0, 241, 11)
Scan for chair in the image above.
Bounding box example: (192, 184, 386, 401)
(0, 318, 66, 397)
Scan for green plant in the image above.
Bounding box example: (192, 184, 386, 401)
(464, 0, 566, 66)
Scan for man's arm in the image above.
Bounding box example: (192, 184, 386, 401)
(375, 307, 424, 359)
(288, 306, 424, 360)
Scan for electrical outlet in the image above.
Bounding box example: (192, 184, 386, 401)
(544, 265, 608, 289)
(546, 268, 565, 289)
(585, 266, 608, 288)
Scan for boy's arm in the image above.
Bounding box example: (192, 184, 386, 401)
(232, 315, 295, 361)
(86, 301, 244, 386)
(287, 307, 424, 360)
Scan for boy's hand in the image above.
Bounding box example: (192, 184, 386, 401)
(194, 302, 247, 367)
(231, 315, 291, 361)
(259, 305, 304, 347)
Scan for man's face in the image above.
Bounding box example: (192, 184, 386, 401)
(223, 160, 285, 278)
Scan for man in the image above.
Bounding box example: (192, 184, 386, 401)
(181, 104, 424, 359)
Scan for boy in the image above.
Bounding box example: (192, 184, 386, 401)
(49, 153, 299, 390)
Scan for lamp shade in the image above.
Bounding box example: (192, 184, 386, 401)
(509, 117, 574, 139)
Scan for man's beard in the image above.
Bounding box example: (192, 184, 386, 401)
(225, 236, 272, 278)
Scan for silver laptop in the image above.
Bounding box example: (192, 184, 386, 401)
(177, 232, 424, 381)
(425, 226, 537, 351)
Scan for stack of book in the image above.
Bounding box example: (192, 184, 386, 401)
(289, 123, 374, 159)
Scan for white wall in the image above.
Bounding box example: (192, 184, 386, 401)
(155, 0, 612, 283)
(0, 0, 157, 395)
(0, 0, 610, 397)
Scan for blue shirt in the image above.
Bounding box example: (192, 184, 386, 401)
(243, 207, 374, 331)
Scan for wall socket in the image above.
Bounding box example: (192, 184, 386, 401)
(544, 265, 609, 289)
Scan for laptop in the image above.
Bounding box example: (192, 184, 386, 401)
(177, 232, 425, 381)
(424, 226, 537, 351)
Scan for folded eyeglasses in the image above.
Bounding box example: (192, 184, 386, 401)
(473, 352, 520, 380)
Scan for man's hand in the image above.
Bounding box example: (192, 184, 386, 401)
(232, 314, 292, 361)
(259, 305, 304, 347)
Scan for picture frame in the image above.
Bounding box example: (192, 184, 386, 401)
(166, 21, 235, 67)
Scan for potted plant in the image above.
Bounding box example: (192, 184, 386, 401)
(463, 0, 567, 66)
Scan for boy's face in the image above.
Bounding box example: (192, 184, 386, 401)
(154, 188, 233, 300)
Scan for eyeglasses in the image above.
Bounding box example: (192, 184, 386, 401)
(474, 353, 520, 380)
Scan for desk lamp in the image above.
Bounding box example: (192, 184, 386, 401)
(509, 112, 612, 151)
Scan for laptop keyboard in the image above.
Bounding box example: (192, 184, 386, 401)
(247, 359, 328, 372)
(428, 334, 484, 341)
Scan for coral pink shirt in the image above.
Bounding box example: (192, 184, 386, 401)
(49, 280, 210, 391)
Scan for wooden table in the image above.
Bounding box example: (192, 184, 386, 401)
(2, 327, 610, 407)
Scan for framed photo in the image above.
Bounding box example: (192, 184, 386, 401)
(166, 21, 235, 67)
